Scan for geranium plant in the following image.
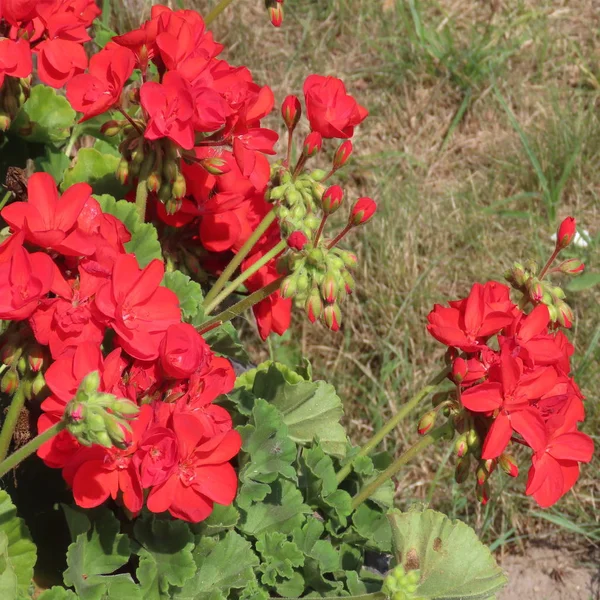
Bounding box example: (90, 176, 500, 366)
(0, 1, 593, 599)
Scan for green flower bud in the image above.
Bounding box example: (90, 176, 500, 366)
(309, 169, 327, 182)
(82, 371, 101, 395)
(1, 369, 19, 394)
(158, 182, 173, 203)
(32, 371, 46, 396)
(271, 184, 289, 200)
(286, 188, 302, 206)
(454, 455, 471, 483)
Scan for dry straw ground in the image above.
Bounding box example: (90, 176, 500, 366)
(116, 0, 599, 577)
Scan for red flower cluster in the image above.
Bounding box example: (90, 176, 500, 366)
(0, 0, 100, 88)
(0, 173, 240, 522)
(427, 282, 593, 507)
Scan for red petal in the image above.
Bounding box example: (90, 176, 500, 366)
(481, 412, 512, 459)
(71, 460, 117, 508)
(511, 407, 547, 452)
(548, 432, 594, 463)
(461, 382, 503, 412)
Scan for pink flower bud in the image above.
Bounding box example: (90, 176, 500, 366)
(558, 258, 584, 274)
(499, 453, 518, 478)
(147, 172, 161, 193)
(454, 433, 469, 458)
(418, 410, 437, 436)
(281, 95, 301, 131)
(1, 369, 18, 394)
(333, 140, 353, 170)
(321, 272, 338, 304)
(451, 357, 468, 384)
(476, 481, 490, 505)
(303, 132, 323, 157)
(556, 301, 573, 328)
(269, 4, 283, 27)
(322, 303, 341, 331)
(287, 231, 309, 251)
(305, 289, 323, 323)
(349, 197, 377, 226)
(322, 185, 344, 215)
(556, 217, 576, 250)
(201, 157, 231, 176)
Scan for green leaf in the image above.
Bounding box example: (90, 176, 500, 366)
(12, 85, 76, 144)
(61, 504, 91, 542)
(275, 572, 305, 597)
(0, 533, 18, 600)
(0, 490, 37, 599)
(238, 579, 269, 600)
(566, 272, 600, 292)
(238, 399, 297, 491)
(62, 148, 127, 198)
(250, 363, 347, 458)
(191, 504, 239, 536)
(236, 361, 305, 391)
(203, 321, 248, 363)
(134, 516, 196, 600)
(300, 445, 338, 499)
(239, 480, 311, 537)
(63, 508, 140, 600)
(163, 271, 203, 321)
(388, 508, 508, 599)
(352, 504, 392, 552)
(256, 532, 304, 586)
(292, 518, 324, 555)
(37, 587, 79, 600)
(173, 531, 259, 600)
(34, 146, 71, 184)
(96, 194, 163, 267)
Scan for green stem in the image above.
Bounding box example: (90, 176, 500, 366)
(0, 421, 67, 479)
(327, 224, 352, 249)
(336, 366, 450, 485)
(351, 422, 454, 511)
(539, 247, 560, 280)
(0, 387, 27, 462)
(205, 0, 237, 25)
(135, 156, 153, 222)
(199, 276, 284, 332)
(0, 190, 12, 211)
(204, 239, 287, 315)
(203, 210, 277, 309)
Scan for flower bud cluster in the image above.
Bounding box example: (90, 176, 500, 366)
(0, 77, 31, 133)
(65, 371, 139, 450)
(382, 565, 424, 600)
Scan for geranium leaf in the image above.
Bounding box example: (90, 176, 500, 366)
(96, 194, 163, 267)
(36, 586, 79, 600)
(173, 531, 259, 600)
(256, 531, 304, 586)
(63, 508, 140, 600)
(203, 321, 248, 363)
(238, 579, 269, 600)
(34, 146, 71, 185)
(239, 480, 311, 537)
(352, 504, 392, 552)
(62, 148, 127, 198)
(0, 532, 18, 600)
(61, 504, 91, 542)
(133, 516, 196, 600)
(163, 271, 203, 321)
(250, 363, 347, 458)
(0, 490, 37, 600)
(300, 444, 338, 498)
(388, 508, 508, 599)
(192, 504, 239, 536)
(292, 518, 325, 555)
(275, 572, 305, 597)
(11, 85, 76, 143)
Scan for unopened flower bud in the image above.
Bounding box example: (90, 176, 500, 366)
(339, 251, 358, 269)
(322, 303, 342, 331)
(165, 196, 182, 215)
(281, 95, 301, 131)
(418, 410, 437, 436)
(201, 157, 230, 176)
(116, 159, 129, 185)
(307, 248, 325, 267)
(556, 301, 573, 328)
(0, 114, 11, 132)
(286, 188, 302, 206)
(82, 371, 101, 395)
(466, 428, 480, 449)
(558, 258, 584, 275)
(527, 278, 543, 303)
(555, 216, 576, 250)
(341, 270, 355, 295)
(476, 465, 488, 486)
(303, 132, 323, 157)
(333, 140, 353, 170)
(454, 455, 471, 483)
(310, 169, 327, 182)
(269, 3, 284, 26)
(1, 369, 19, 394)
(476, 481, 490, 505)
(100, 120, 121, 137)
(349, 197, 377, 226)
(454, 433, 469, 458)
(32, 371, 46, 396)
(499, 453, 518, 478)
(287, 231, 309, 251)
(322, 185, 343, 215)
(172, 172, 187, 199)
(321, 272, 338, 304)
(280, 275, 297, 299)
(27, 346, 45, 372)
(96, 431, 113, 449)
(305, 288, 323, 323)
(16, 355, 27, 375)
(147, 171, 161, 193)
(112, 399, 140, 417)
(451, 357, 468, 384)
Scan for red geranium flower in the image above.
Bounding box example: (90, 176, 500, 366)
(159, 322, 212, 379)
(0, 38, 32, 87)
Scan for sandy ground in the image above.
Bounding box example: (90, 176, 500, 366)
(499, 546, 600, 600)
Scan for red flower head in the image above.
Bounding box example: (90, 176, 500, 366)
(333, 140, 353, 170)
(140, 71, 196, 149)
(349, 197, 376, 226)
(67, 44, 136, 122)
(0, 38, 32, 87)
(281, 95, 301, 131)
(2, 173, 94, 256)
(555, 216, 576, 250)
(303, 74, 368, 139)
(1, 0, 38, 24)
(134, 424, 179, 488)
(159, 323, 212, 379)
(94, 255, 181, 361)
(34, 39, 89, 89)
(287, 231, 309, 251)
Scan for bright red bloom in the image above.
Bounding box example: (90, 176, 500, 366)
(303, 131, 322, 157)
(159, 323, 212, 379)
(35, 39, 88, 88)
(349, 197, 377, 226)
(140, 71, 195, 149)
(427, 282, 515, 352)
(0, 244, 54, 321)
(0, 38, 32, 87)
(555, 216, 576, 250)
(94, 255, 181, 361)
(281, 95, 301, 130)
(66, 44, 135, 121)
(303, 74, 368, 139)
(2, 173, 94, 256)
(134, 425, 179, 488)
(1, 0, 37, 24)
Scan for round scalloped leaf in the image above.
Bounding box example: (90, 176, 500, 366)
(36, 587, 79, 600)
(11, 85, 76, 144)
(388, 508, 508, 599)
(0, 491, 37, 600)
(95, 194, 163, 268)
(62, 148, 128, 198)
(163, 271, 203, 322)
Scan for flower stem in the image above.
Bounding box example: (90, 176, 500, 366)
(205, 0, 237, 26)
(539, 247, 560, 280)
(0, 421, 67, 479)
(327, 224, 352, 249)
(117, 106, 144, 136)
(0, 190, 12, 211)
(313, 215, 328, 246)
(135, 156, 153, 222)
(351, 421, 454, 511)
(204, 239, 287, 315)
(0, 387, 27, 463)
(199, 276, 285, 332)
(202, 209, 277, 309)
(336, 365, 450, 485)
